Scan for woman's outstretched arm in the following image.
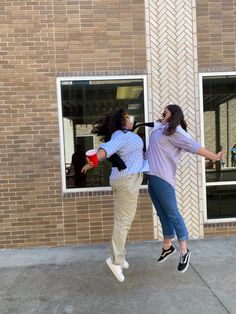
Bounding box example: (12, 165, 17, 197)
(196, 147, 224, 161)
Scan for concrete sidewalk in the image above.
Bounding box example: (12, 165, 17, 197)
(0, 237, 235, 314)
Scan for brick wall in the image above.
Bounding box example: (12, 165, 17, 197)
(196, 0, 236, 71)
(0, 0, 153, 248)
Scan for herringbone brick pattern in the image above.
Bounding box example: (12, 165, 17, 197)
(145, 0, 203, 239)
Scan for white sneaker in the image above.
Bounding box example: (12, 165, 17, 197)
(122, 260, 129, 269)
(106, 257, 125, 282)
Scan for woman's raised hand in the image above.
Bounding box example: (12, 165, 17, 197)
(216, 151, 224, 161)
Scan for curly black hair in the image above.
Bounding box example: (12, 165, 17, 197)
(164, 104, 187, 135)
(91, 108, 128, 142)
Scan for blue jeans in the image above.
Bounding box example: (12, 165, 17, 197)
(147, 175, 188, 241)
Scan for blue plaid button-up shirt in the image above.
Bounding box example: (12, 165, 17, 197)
(100, 130, 149, 180)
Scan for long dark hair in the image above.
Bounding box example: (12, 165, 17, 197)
(164, 104, 187, 135)
(91, 109, 127, 142)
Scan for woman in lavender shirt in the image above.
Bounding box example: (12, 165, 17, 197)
(146, 104, 223, 273)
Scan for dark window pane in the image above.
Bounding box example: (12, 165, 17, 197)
(203, 76, 236, 183)
(207, 185, 236, 219)
(61, 78, 146, 189)
(203, 76, 236, 220)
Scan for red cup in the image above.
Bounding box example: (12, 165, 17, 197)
(86, 149, 99, 167)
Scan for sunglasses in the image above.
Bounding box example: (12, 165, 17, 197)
(124, 114, 135, 124)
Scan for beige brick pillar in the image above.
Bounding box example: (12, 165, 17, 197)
(145, 0, 204, 239)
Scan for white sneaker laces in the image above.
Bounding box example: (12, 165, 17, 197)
(179, 251, 187, 264)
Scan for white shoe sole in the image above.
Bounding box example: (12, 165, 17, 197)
(106, 258, 125, 282)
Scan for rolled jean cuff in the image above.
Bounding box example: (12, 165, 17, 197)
(178, 236, 188, 241)
(163, 235, 175, 239)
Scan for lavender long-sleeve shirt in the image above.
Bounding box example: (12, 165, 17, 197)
(146, 122, 201, 188)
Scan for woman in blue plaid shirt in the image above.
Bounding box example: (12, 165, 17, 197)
(82, 109, 149, 282)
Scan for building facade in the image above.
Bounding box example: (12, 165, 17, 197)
(0, 0, 235, 248)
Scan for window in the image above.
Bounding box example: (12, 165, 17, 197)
(207, 185, 236, 219)
(57, 76, 148, 191)
(201, 74, 236, 220)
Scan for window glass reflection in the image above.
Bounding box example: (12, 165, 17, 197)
(203, 76, 236, 182)
(203, 76, 236, 219)
(61, 78, 146, 189)
(207, 185, 236, 219)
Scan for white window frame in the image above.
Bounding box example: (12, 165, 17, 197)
(56, 75, 149, 193)
(199, 72, 236, 223)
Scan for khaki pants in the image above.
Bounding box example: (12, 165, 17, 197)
(110, 173, 143, 265)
